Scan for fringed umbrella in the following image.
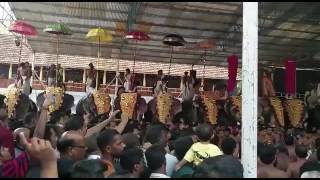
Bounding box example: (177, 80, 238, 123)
(9, 20, 37, 63)
(44, 23, 72, 86)
(125, 31, 150, 74)
(162, 34, 185, 76)
(195, 39, 215, 87)
(123, 31, 150, 92)
(86, 27, 112, 90)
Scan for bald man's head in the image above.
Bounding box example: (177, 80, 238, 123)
(57, 130, 87, 161)
(14, 128, 31, 140)
(61, 130, 84, 140)
(14, 128, 31, 148)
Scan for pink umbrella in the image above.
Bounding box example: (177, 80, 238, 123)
(125, 31, 150, 41)
(9, 20, 37, 63)
(125, 31, 150, 73)
(9, 20, 37, 36)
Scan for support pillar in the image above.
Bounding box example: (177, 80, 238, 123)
(83, 69, 86, 84)
(96, 69, 99, 90)
(62, 68, 66, 82)
(241, 2, 258, 178)
(180, 76, 184, 89)
(39, 66, 43, 81)
(115, 58, 120, 96)
(8, 64, 12, 79)
(103, 70, 107, 85)
(31, 52, 35, 86)
(143, 74, 146, 87)
(112, 49, 121, 96)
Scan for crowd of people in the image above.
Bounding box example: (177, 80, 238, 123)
(0, 63, 320, 178)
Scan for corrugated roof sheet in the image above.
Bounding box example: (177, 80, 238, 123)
(0, 34, 239, 79)
(5, 2, 320, 68)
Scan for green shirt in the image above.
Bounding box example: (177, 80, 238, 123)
(172, 163, 194, 178)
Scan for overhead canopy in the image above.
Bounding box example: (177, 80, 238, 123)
(8, 2, 320, 68)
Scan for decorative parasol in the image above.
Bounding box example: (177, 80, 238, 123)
(44, 22, 72, 86)
(125, 31, 150, 74)
(9, 20, 38, 36)
(9, 20, 37, 63)
(227, 55, 239, 94)
(195, 39, 215, 86)
(162, 34, 185, 76)
(86, 27, 112, 90)
(44, 23, 72, 35)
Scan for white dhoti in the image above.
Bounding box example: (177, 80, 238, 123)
(48, 77, 56, 87)
(21, 76, 31, 96)
(8, 83, 15, 89)
(86, 78, 95, 95)
(182, 83, 194, 101)
(124, 81, 132, 92)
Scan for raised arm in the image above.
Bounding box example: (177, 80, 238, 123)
(20, 133, 58, 178)
(85, 110, 120, 138)
(114, 113, 129, 134)
(33, 93, 54, 138)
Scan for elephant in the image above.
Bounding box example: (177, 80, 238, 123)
(304, 105, 320, 132)
(145, 95, 182, 124)
(114, 93, 148, 121)
(3, 91, 37, 129)
(36, 91, 74, 115)
(76, 92, 113, 127)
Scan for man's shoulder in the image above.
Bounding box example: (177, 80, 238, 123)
(192, 142, 221, 153)
(173, 164, 194, 178)
(0, 126, 11, 132)
(259, 167, 288, 178)
(300, 161, 320, 174)
(276, 169, 289, 178)
(0, 126, 13, 137)
(192, 142, 214, 148)
(58, 157, 75, 166)
(202, 143, 221, 150)
(166, 153, 178, 162)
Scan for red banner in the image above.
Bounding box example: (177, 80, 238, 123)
(285, 58, 296, 96)
(227, 55, 238, 94)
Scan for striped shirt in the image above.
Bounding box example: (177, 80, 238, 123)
(1, 152, 29, 178)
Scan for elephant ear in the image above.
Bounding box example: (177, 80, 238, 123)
(172, 98, 182, 116)
(307, 106, 320, 129)
(148, 97, 157, 114)
(14, 94, 32, 121)
(0, 94, 6, 104)
(29, 100, 38, 113)
(83, 95, 98, 117)
(36, 92, 46, 109)
(138, 97, 147, 114)
(61, 93, 74, 112)
(37, 92, 74, 113)
(76, 97, 85, 116)
(144, 98, 157, 123)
